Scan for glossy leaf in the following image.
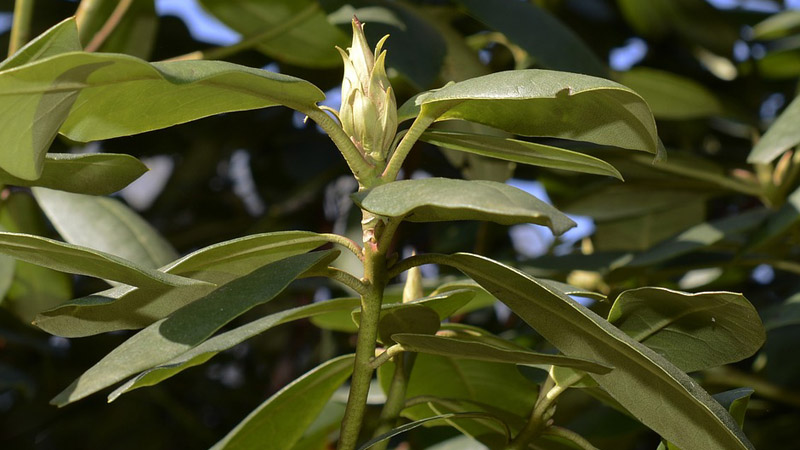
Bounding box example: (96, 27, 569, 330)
(457, 0, 606, 76)
(199, 0, 349, 68)
(392, 333, 612, 374)
(617, 67, 722, 119)
(108, 298, 360, 401)
(33, 187, 178, 269)
(748, 94, 800, 164)
(0, 232, 204, 290)
(36, 231, 332, 337)
(352, 178, 576, 235)
(0, 18, 81, 71)
(415, 70, 659, 154)
(50, 250, 334, 406)
(445, 253, 754, 450)
(212, 354, 355, 450)
(608, 287, 765, 372)
(420, 130, 622, 179)
(0, 154, 148, 195)
(0, 51, 324, 180)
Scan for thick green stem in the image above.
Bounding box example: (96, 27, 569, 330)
(371, 353, 415, 450)
(305, 107, 379, 188)
(381, 114, 436, 182)
(8, 0, 35, 55)
(337, 212, 389, 450)
(165, 2, 320, 62)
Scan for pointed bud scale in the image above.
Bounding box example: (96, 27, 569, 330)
(337, 17, 397, 165)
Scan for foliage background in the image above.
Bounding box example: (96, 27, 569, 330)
(1, 0, 799, 449)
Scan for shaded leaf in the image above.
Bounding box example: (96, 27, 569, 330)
(212, 354, 355, 450)
(415, 70, 659, 154)
(199, 0, 348, 68)
(0, 51, 323, 180)
(75, 0, 157, 58)
(0, 232, 205, 289)
(352, 178, 576, 235)
(445, 253, 754, 450)
(378, 305, 441, 345)
(608, 287, 765, 372)
(392, 333, 612, 374)
(353, 289, 476, 325)
(357, 412, 509, 450)
(593, 200, 706, 252)
(51, 250, 334, 406)
(746, 185, 800, 251)
(748, 94, 800, 164)
(420, 130, 622, 179)
(36, 231, 332, 337)
(0, 153, 148, 195)
(617, 67, 722, 119)
(457, 0, 606, 76)
(564, 185, 706, 222)
(33, 187, 178, 269)
(713, 388, 753, 429)
(108, 298, 360, 402)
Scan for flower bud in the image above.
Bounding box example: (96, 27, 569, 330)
(337, 17, 397, 164)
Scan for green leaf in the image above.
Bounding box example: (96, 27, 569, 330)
(199, 0, 348, 68)
(445, 253, 754, 450)
(752, 10, 800, 40)
(616, 67, 722, 119)
(75, 0, 157, 58)
(357, 412, 510, 450)
(0, 232, 204, 290)
(712, 388, 753, 429)
(352, 289, 476, 326)
(108, 298, 360, 402)
(0, 18, 81, 71)
(746, 185, 800, 251)
(420, 130, 622, 179)
(378, 306, 441, 345)
(50, 250, 334, 406)
(36, 231, 332, 337)
(392, 333, 612, 374)
(0, 51, 324, 180)
(212, 354, 355, 450)
(352, 178, 576, 235)
(33, 188, 178, 269)
(593, 200, 706, 252)
(564, 185, 706, 222)
(457, 0, 606, 77)
(415, 70, 659, 154)
(608, 287, 765, 372)
(624, 208, 769, 268)
(748, 94, 800, 164)
(0, 153, 148, 195)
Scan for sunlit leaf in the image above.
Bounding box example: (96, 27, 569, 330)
(748, 94, 800, 164)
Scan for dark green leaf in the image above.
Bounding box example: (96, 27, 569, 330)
(420, 130, 622, 179)
(0, 51, 323, 180)
(33, 187, 178, 269)
(608, 287, 765, 372)
(378, 305, 441, 345)
(212, 354, 355, 450)
(445, 253, 754, 450)
(75, 0, 157, 58)
(748, 94, 800, 164)
(0, 153, 148, 195)
(617, 67, 722, 119)
(746, 185, 800, 251)
(352, 289, 476, 325)
(712, 388, 753, 429)
(352, 178, 576, 235)
(457, 0, 606, 76)
(108, 298, 359, 401)
(564, 185, 706, 222)
(36, 231, 332, 337)
(392, 333, 612, 373)
(357, 412, 509, 450)
(50, 250, 334, 406)
(416, 70, 659, 154)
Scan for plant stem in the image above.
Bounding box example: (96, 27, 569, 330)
(164, 2, 320, 62)
(506, 377, 566, 450)
(382, 114, 436, 182)
(387, 253, 449, 279)
(84, 0, 133, 52)
(321, 233, 364, 261)
(543, 426, 599, 450)
(305, 107, 379, 188)
(8, 0, 35, 55)
(371, 353, 414, 450)
(338, 213, 389, 450)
